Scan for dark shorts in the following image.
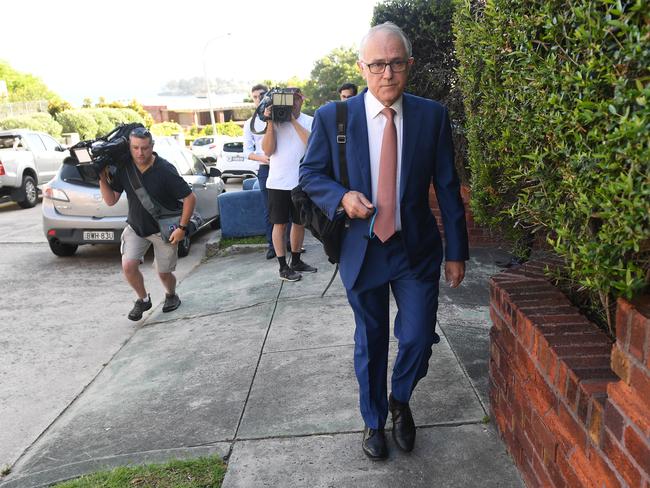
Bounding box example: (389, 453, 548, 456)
(268, 188, 301, 225)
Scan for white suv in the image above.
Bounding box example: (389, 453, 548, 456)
(190, 136, 220, 162)
(216, 140, 257, 183)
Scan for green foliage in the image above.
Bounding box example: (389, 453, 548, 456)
(0, 60, 61, 103)
(0, 112, 63, 137)
(55, 110, 99, 140)
(47, 99, 72, 118)
(373, 0, 469, 183)
(53, 455, 226, 488)
(151, 121, 183, 136)
(99, 107, 144, 128)
(94, 98, 154, 127)
(202, 121, 243, 137)
(85, 109, 113, 136)
(454, 0, 650, 328)
(302, 47, 365, 113)
(54, 108, 145, 139)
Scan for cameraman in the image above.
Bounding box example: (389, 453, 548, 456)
(98, 127, 196, 321)
(262, 88, 317, 282)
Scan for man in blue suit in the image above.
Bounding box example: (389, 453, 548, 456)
(300, 22, 469, 460)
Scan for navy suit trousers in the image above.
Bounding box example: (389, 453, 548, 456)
(256, 164, 273, 249)
(345, 235, 440, 430)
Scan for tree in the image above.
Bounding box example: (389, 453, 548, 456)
(372, 0, 468, 183)
(0, 60, 61, 103)
(302, 47, 365, 114)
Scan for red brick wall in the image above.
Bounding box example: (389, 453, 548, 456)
(489, 259, 650, 487)
(429, 184, 503, 247)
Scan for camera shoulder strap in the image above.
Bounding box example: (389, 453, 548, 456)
(335, 101, 349, 188)
(125, 160, 163, 219)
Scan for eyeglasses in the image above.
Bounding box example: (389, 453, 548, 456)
(362, 60, 409, 74)
(130, 127, 151, 137)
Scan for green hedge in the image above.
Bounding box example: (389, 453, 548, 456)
(0, 112, 63, 137)
(150, 121, 183, 136)
(454, 0, 649, 326)
(55, 108, 145, 139)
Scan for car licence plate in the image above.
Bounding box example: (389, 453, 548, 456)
(228, 155, 244, 161)
(83, 231, 114, 241)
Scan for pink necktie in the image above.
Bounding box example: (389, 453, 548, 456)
(374, 107, 397, 242)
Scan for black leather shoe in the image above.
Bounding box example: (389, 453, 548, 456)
(265, 247, 276, 260)
(389, 394, 416, 452)
(362, 427, 388, 460)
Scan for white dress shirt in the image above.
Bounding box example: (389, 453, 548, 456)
(243, 116, 267, 161)
(364, 90, 403, 231)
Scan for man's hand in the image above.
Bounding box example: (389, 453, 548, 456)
(341, 191, 374, 219)
(445, 261, 466, 288)
(169, 227, 186, 245)
(263, 105, 272, 120)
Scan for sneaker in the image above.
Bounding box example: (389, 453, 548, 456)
(162, 293, 181, 313)
(266, 247, 276, 260)
(279, 267, 302, 282)
(290, 260, 317, 273)
(128, 295, 152, 321)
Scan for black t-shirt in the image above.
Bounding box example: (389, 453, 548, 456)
(110, 154, 192, 237)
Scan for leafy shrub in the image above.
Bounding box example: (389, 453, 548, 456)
(373, 0, 468, 183)
(85, 109, 113, 137)
(55, 110, 98, 140)
(150, 122, 183, 136)
(454, 0, 649, 330)
(202, 121, 243, 137)
(0, 112, 63, 137)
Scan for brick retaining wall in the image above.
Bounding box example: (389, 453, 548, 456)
(489, 260, 650, 487)
(429, 184, 503, 247)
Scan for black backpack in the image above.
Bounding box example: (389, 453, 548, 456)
(291, 102, 349, 295)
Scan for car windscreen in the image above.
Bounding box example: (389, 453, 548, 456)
(193, 138, 213, 146)
(156, 147, 193, 176)
(223, 142, 243, 153)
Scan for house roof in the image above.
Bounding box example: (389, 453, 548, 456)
(140, 94, 253, 112)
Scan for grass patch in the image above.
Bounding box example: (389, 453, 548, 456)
(1, 465, 11, 477)
(219, 236, 266, 249)
(53, 456, 226, 488)
(482, 415, 491, 424)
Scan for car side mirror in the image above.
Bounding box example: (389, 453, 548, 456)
(55, 146, 65, 152)
(209, 167, 222, 178)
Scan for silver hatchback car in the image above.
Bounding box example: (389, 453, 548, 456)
(42, 137, 225, 257)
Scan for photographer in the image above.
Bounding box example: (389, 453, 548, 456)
(99, 127, 196, 321)
(262, 88, 317, 282)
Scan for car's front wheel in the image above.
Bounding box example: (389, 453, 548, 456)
(177, 235, 191, 257)
(17, 175, 38, 208)
(48, 238, 78, 257)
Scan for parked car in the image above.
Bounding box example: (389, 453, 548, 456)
(190, 136, 220, 162)
(216, 140, 257, 182)
(0, 129, 68, 208)
(42, 137, 225, 258)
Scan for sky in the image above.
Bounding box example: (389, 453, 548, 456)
(1, 0, 379, 106)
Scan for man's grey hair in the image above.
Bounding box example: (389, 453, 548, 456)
(358, 22, 412, 60)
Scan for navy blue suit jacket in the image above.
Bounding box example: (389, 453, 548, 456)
(300, 90, 469, 289)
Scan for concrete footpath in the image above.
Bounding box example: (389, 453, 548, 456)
(1, 237, 524, 488)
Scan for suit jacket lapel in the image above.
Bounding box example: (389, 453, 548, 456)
(348, 94, 372, 198)
(400, 94, 420, 202)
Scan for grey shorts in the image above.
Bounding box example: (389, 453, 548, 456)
(120, 225, 178, 273)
